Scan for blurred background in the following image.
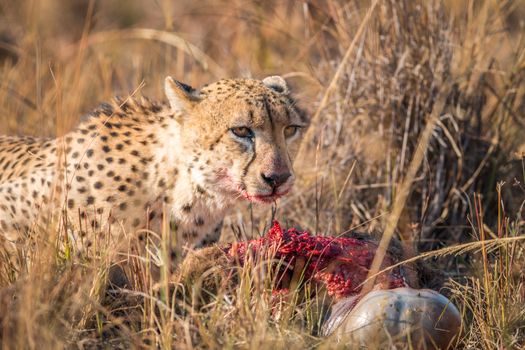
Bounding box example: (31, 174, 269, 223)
(1, 0, 524, 348)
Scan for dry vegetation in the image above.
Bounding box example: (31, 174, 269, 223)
(0, 0, 524, 348)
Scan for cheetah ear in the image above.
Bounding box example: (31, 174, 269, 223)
(262, 75, 289, 94)
(164, 76, 201, 116)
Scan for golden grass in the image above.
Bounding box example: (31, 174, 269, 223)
(0, 0, 524, 348)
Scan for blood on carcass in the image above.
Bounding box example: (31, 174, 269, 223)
(225, 221, 406, 299)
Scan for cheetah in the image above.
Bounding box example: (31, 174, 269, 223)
(0, 75, 309, 274)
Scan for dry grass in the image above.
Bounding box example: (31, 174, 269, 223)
(0, 0, 524, 348)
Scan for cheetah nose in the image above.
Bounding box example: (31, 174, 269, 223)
(261, 172, 291, 189)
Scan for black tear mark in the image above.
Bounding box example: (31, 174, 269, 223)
(263, 96, 275, 132)
(241, 140, 256, 183)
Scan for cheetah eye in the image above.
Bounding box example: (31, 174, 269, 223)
(284, 125, 301, 138)
(230, 127, 254, 139)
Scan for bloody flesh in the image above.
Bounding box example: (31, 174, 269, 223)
(226, 221, 406, 299)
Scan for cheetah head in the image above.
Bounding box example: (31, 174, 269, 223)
(164, 76, 309, 204)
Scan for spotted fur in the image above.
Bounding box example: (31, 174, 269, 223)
(0, 76, 308, 265)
